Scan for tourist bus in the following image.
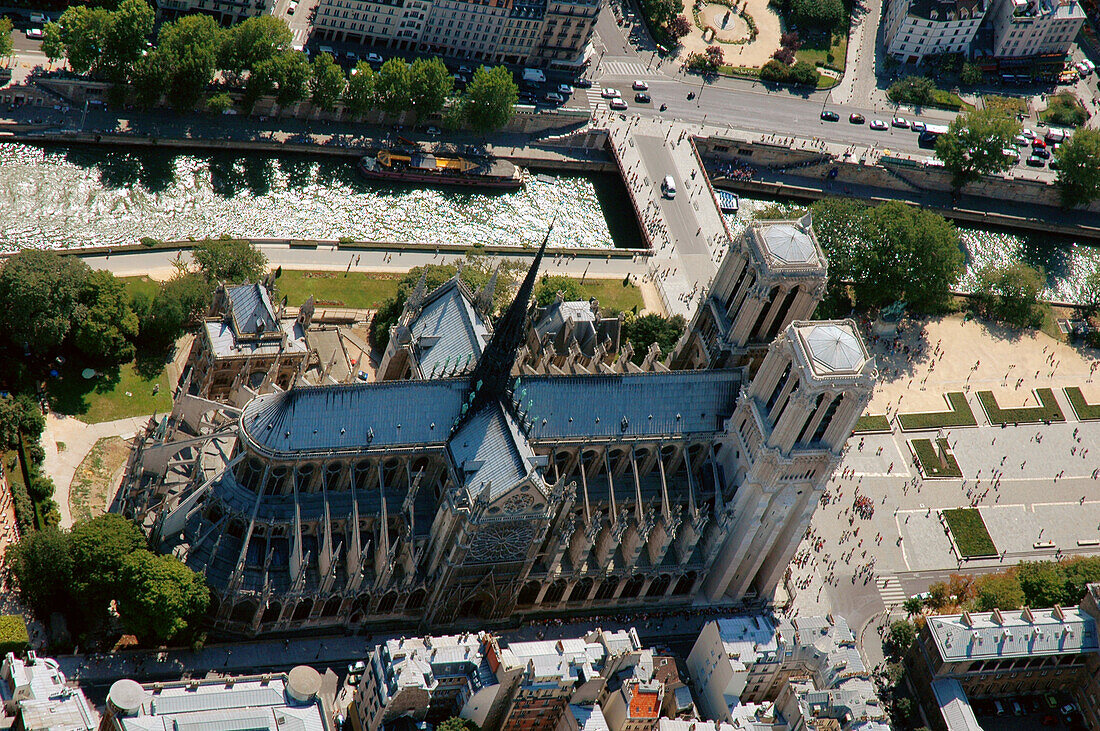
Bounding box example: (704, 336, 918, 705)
(918, 124, 950, 147)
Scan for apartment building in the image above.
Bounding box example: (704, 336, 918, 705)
(883, 0, 987, 63)
(987, 0, 1084, 61)
(311, 0, 599, 67)
(0, 652, 96, 731)
(154, 0, 273, 26)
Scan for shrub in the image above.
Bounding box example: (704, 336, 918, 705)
(205, 92, 235, 114)
(9, 478, 33, 532)
(1043, 92, 1087, 128)
(0, 616, 28, 655)
(772, 47, 795, 65)
(759, 59, 788, 82)
(888, 75, 936, 106)
(139, 237, 161, 247)
(668, 14, 692, 39)
(786, 60, 818, 86)
(779, 31, 801, 50)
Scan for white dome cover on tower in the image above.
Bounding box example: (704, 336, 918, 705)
(803, 324, 865, 373)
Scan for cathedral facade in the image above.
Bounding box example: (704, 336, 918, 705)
(117, 216, 875, 636)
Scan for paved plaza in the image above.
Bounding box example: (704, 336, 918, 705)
(787, 314, 1100, 665)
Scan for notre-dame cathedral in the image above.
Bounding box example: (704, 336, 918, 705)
(117, 214, 875, 635)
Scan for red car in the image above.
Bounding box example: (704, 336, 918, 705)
(1032, 138, 1047, 148)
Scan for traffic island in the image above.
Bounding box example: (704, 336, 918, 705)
(941, 507, 998, 560)
(976, 388, 1065, 425)
(910, 438, 962, 478)
(897, 392, 977, 431)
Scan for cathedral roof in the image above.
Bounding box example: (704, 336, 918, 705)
(448, 402, 538, 500)
(410, 278, 490, 375)
(226, 283, 280, 337)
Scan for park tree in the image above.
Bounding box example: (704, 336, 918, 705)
(461, 65, 518, 134)
(974, 572, 1025, 611)
(0, 249, 90, 356)
(377, 58, 413, 115)
(74, 270, 139, 364)
(886, 75, 935, 107)
(69, 514, 147, 615)
(902, 596, 924, 617)
(409, 57, 452, 118)
(134, 272, 215, 347)
(344, 62, 378, 116)
(0, 17, 13, 63)
(641, 0, 683, 30)
(156, 14, 222, 111)
(936, 107, 1020, 188)
(117, 551, 210, 643)
(786, 60, 817, 86)
(55, 5, 113, 75)
(1055, 128, 1100, 207)
(960, 62, 982, 86)
(41, 22, 64, 65)
(218, 15, 292, 75)
(192, 238, 268, 283)
(0, 394, 46, 450)
(622, 313, 686, 364)
(667, 14, 692, 39)
(5, 528, 73, 619)
(310, 52, 346, 112)
(790, 0, 846, 30)
(534, 274, 584, 307)
(101, 0, 154, 81)
(973, 261, 1044, 328)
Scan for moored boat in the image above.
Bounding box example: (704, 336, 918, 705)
(358, 148, 523, 190)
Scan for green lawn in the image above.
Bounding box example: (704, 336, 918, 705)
(576, 278, 645, 313)
(911, 438, 962, 478)
(1040, 92, 1087, 127)
(119, 275, 162, 302)
(983, 95, 1028, 117)
(897, 392, 977, 431)
(797, 27, 848, 73)
(977, 388, 1065, 425)
(47, 360, 173, 424)
(1065, 387, 1100, 421)
(274, 270, 403, 309)
(854, 414, 891, 433)
(942, 507, 997, 558)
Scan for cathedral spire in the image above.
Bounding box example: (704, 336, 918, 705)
(453, 223, 552, 432)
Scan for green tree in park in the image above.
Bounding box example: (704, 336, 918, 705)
(69, 514, 146, 617)
(960, 62, 982, 86)
(461, 65, 518, 134)
(54, 5, 112, 75)
(534, 274, 584, 307)
(1055, 128, 1100, 207)
(310, 52, 346, 112)
(217, 15, 292, 75)
(117, 551, 210, 643)
(376, 58, 413, 116)
(156, 14, 222, 111)
(973, 572, 1025, 611)
(0, 17, 14, 63)
(886, 75, 935, 107)
(5, 528, 73, 619)
(133, 272, 215, 347)
(192, 238, 268, 283)
(621, 313, 686, 364)
(973, 261, 1044, 328)
(41, 22, 64, 66)
(641, 0, 683, 30)
(0, 394, 46, 450)
(789, 0, 846, 30)
(344, 62, 378, 116)
(0, 249, 89, 356)
(74, 270, 139, 364)
(100, 0, 154, 80)
(935, 107, 1020, 188)
(409, 57, 452, 118)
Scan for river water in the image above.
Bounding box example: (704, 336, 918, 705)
(0, 142, 1096, 303)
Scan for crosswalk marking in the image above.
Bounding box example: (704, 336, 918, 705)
(877, 575, 907, 608)
(601, 60, 649, 77)
(585, 86, 608, 108)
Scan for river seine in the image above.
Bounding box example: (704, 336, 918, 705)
(0, 142, 1096, 303)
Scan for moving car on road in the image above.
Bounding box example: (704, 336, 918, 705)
(869, 119, 888, 130)
(25, 28, 43, 38)
(601, 87, 622, 99)
(820, 110, 839, 121)
(635, 92, 651, 103)
(543, 92, 565, 104)
(557, 83, 573, 95)
(609, 98, 628, 110)
(632, 80, 649, 90)
(892, 117, 909, 128)
(849, 113, 865, 124)
(573, 77, 593, 88)
(911, 121, 926, 132)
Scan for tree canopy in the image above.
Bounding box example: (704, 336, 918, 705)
(69, 514, 147, 613)
(1055, 128, 1100, 208)
(972, 261, 1044, 328)
(886, 75, 935, 107)
(310, 52, 346, 111)
(0, 394, 46, 451)
(461, 65, 518, 134)
(789, 0, 846, 30)
(409, 57, 452, 117)
(0, 249, 90, 356)
(534, 274, 585, 307)
(75, 270, 140, 364)
(621, 313, 686, 364)
(809, 199, 964, 313)
(155, 14, 222, 111)
(376, 58, 413, 116)
(117, 551, 211, 642)
(133, 272, 215, 348)
(0, 17, 14, 61)
(218, 15, 292, 75)
(344, 62, 378, 116)
(5, 528, 73, 619)
(935, 107, 1020, 188)
(192, 238, 268, 283)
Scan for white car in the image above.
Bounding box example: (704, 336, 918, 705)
(557, 83, 573, 95)
(1014, 134, 1029, 146)
(632, 80, 649, 91)
(869, 119, 888, 130)
(366, 52, 384, 65)
(1022, 128, 1036, 139)
(891, 116, 909, 128)
(911, 121, 926, 133)
(601, 87, 622, 99)
(609, 98, 628, 110)
(26, 28, 43, 39)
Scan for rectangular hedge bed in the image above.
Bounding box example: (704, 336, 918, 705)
(1065, 387, 1100, 421)
(977, 388, 1065, 425)
(853, 414, 891, 433)
(942, 508, 998, 558)
(911, 438, 962, 478)
(897, 392, 977, 431)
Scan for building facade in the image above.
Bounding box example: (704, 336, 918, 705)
(986, 0, 1084, 61)
(0, 652, 96, 731)
(310, 0, 598, 68)
(154, 0, 273, 26)
(117, 217, 873, 637)
(883, 0, 987, 62)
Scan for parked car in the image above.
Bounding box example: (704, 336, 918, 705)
(25, 28, 43, 38)
(557, 83, 573, 95)
(635, 92, 651, 103)
(1022, 127, 1036, 139)
(820, 110, 839, 121)
(892, 116, 909, 128)
(1012, 701, 1025, 716)
(347, 661, 366, 676)
(1026, 156, 1046, 167)
(573, 77, 593, 88)
(911, 121, 926, 132)
(632, 80, 649, 90)
(366, 52, 384, 64)
(543, 92, 565, 104)
(1061, 704, 1078, 715)
(1032, 147, 1050, 158)
(601, 87, 621, 98)
(1014, 134, 1029, 146)
(609, 98, 628, 110)
(869, 119, 888, 130)
(425, 126, 441, 135)
(849, 113, 865, 124)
